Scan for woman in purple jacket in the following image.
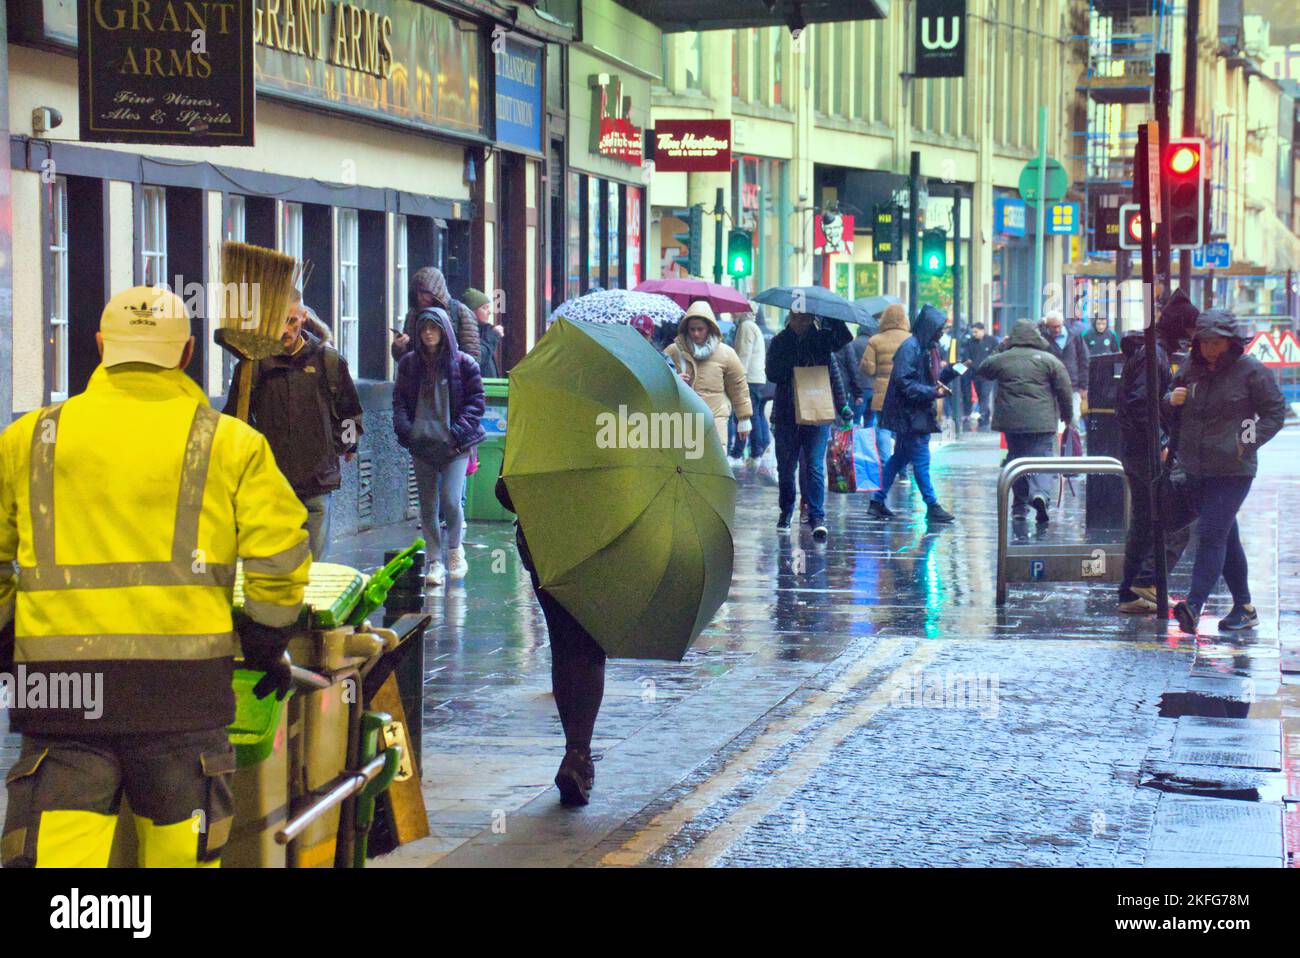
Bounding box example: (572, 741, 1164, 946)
(393, 307, 486, 586)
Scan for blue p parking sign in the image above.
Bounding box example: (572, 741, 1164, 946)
(1030, 560, 1045, 579)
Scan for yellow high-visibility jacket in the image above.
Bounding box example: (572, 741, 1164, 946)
(0, 364, 310, 734)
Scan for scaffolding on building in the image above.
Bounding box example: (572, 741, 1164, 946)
(1069, 0, 1176, 327)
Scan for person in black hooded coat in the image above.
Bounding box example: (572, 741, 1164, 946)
(868, 304, 962, 523)
(1164, 309, 1287, 634)
(1114, 289, 1197, 614)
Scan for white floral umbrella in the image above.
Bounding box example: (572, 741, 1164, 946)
(548, 289, 684, 328)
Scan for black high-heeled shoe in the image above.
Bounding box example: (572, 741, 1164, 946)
(555, 746, 595, 806)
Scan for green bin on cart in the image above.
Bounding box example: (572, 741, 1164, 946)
(465, 377, 514, 521)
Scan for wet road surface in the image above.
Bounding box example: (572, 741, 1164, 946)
(2, 429, 1295, 867)
(365, 429, 1299, 868)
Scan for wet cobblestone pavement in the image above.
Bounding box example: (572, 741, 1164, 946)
(3, 429, 1296, 867)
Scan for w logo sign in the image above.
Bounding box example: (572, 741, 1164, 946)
(921, 17, 961, 50)
(915, 0, 967, 77)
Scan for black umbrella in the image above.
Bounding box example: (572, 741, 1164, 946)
(754, 285, 860, 324)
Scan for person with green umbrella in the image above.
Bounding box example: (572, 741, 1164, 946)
(494, 317, 737, 806)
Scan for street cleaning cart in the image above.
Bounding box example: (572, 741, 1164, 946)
(223, 543, 429, 868)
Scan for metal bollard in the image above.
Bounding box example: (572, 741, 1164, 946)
(996, 456, 1131, 605)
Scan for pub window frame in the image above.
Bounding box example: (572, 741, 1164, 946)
(49, 176, 70, 402)
(140, 185, 167, 287)
(337, 208, 360, 370)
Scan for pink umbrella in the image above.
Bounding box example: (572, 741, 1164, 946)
(634, 279, 751, 315)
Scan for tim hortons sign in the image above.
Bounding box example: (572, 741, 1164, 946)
(653, 120, 732, 173)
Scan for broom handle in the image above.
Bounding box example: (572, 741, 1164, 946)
(235, 360, 252, 422)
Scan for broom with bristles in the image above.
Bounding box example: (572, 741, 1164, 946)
(216, 241, 302, 421)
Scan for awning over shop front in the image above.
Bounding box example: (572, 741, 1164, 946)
(612, 0, 889, 32)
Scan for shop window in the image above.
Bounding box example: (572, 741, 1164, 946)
(337, 209, 360, 370)
(567, 171, 582, 300)
(607, 181, 621, 290)
(586, 176, 602, 291)
(224, 195, 246, 243)
(626, 185, 642, 288)
(49, 177, 69, 401)
(221, 194, 246, 393)
(394, 214, 409, 324)
(280, 202, 304, 262)
(140, 186, 167, 287)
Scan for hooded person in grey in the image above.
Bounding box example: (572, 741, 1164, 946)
(1164, 309, 1287, 634)
(391, 266, 479, 364)
(975, 320, 1074, 523)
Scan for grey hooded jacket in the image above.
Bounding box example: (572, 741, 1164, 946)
(975, 320, 1074, 434)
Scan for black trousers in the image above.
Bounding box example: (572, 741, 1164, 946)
(1118, 454, 1192, 600)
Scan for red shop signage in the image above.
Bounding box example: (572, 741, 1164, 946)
(597, 115, 644, 165)
(653, 119, 732, 173)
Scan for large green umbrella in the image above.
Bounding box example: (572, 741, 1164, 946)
(502, 317, 736, 660)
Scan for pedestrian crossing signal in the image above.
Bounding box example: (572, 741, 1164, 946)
(726, 228, 753, 278)
(920, 228, 947, 275)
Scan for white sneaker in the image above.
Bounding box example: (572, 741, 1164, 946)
(744, 457, 759, 474)
(424, 560, 446, 587)
(447, 547, 468, 579)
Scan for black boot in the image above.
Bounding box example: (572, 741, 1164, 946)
(1031, 495, 1049, 525)
(926, 503, 955, 524)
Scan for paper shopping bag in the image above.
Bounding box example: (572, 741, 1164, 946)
(793, 365, 835, 425)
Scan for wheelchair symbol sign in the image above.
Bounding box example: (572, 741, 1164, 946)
(1030, 560, 1045, 579)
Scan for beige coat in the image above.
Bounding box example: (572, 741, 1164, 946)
(665, 313, 752, 442)
(860, 304, 911, 412)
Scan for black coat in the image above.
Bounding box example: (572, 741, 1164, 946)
(765, 320, 854, 427)
(1164, 311, 1287, 478)
(226, 333, 363, 499)
(1039, 323, 1091, 389)
(880, 305, 960, 436)
(1117, 331, 1174, 464)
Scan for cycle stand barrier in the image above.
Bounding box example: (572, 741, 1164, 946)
(996, 456, 1131, 605)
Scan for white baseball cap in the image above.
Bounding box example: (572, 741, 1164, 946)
(99, 286, 192, 368)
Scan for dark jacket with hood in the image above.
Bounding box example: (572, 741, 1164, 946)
(975, 320, 1073, 434)
(393, 307, 487, 456)
(391, 266, 479, 363)
(765, 317, 854, 428)
(880, 305, 961, 436)
(225, 331, 364, 499)
(1083, 318, 1120, 356)
(1117, 287, 1200, 465)
(1038, 321, 1091, 389)
(960, 330, 999, 369)
(1164, 310, 1286, 478)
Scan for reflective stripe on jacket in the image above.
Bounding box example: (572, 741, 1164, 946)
(0, 365, 310, 734)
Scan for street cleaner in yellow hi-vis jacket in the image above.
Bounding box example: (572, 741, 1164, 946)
(0, 287, 310, 868)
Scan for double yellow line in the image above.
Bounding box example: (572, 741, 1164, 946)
(601, 638, 939, 868)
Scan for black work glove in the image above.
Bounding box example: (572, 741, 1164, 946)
(238, 620, 295, 701)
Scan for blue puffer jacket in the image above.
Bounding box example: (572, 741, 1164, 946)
(393, 307, 487, 453)
(879, 304, 960, 436)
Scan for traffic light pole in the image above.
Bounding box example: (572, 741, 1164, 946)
(1031, 106, 1047, 325)
(908, 151, 920, 320)
(952, 186, 963, 435)
(1136, 121, 1170, 621)
(1155, 53, 1174, 297)
(1180, 0, 1200, 295)
(712, 187, 724, 285)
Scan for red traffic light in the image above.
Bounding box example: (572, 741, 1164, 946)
(1127, 213, 1143, 241)
(1168, 145, 1199, 176)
